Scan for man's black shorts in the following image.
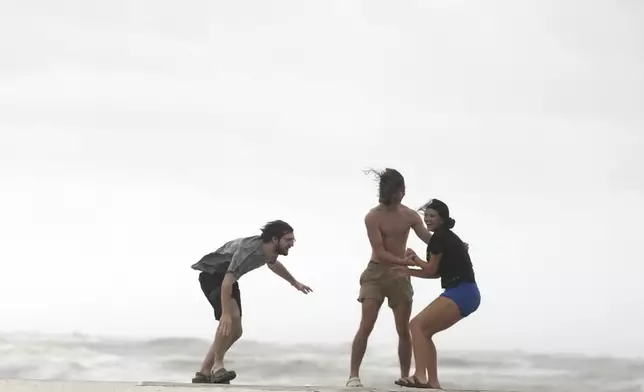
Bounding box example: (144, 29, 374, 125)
(198, 271, 242, 321)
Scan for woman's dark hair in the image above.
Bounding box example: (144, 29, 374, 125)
(259, 220, 294, 242)
(419, 198, 456, 229)
(444, 217, 456, 229)
(364, 168, 405, 206)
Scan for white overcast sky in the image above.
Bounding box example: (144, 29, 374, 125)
(0, 0, 642, 358)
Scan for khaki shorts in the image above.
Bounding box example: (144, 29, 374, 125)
(358, 261, 413, 308)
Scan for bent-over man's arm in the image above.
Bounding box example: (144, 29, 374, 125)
(221, 250, 247, 316)
(365, 211, 411, 266)
(267, 260, 297, 286)
(220, 272, 237, 316)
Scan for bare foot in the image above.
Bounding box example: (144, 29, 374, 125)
(413, 373, 442, 389)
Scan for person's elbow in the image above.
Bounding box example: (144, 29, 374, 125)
(421, 260, 439, 276)
(414, 227, 431, 244)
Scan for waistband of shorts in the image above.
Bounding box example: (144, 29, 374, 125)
(443, 278, 477, 289)
(368, 260, 393, 269)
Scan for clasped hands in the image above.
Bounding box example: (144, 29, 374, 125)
(392, 248, 423, 277)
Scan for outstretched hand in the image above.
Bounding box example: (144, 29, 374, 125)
(293, 281, 313, 294)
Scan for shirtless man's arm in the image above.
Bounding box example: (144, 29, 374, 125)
(408, 208, 432, 244)
(365, 211, 413, 266)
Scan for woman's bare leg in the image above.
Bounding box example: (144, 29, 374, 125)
(409, 321, 430, 382)
(425, 336, 439, 388)
(408, 296, 462, 388)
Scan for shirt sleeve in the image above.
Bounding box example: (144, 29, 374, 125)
(427, 231, 446, 255)
(226, 250, 249, 279)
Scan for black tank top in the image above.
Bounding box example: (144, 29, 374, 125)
(426, 228, 476, 289)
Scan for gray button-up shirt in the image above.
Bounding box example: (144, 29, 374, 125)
(191, 235, 275, 280)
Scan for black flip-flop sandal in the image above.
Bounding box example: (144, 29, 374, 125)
(394, 375, 431, 389)
(211, 368, 237, 384)
(192, 372, 211, 384)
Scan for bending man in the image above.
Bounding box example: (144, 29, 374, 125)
(191, 220, 313, 384)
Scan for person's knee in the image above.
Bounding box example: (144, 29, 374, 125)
(356, 313, 378, 338)
(411, 315, 442, 339)
(409, 317, 427, 335)
(409, 316, 419, 330)
(232, 317, 243, 339)
(357, 318, 376, 338)
(392, 301, 412, 336)
(394, 317, 411, 338)
(356, 298, 381, 337)
(396, 327, 411, 340)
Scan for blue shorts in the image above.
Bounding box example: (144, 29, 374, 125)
(440, 281, 480, 317)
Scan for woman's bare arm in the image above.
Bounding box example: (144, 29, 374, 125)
(406, 267, 440, 279)
(411, 253, 442, 277)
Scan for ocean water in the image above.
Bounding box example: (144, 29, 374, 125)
(0, 332, 642, 392)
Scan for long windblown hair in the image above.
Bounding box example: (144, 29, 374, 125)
(363, 168, 405, 206)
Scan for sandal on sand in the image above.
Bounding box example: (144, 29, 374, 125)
(211, 368, 237, 384)
(191, 372, 230, 384)
(192, 372, 211, 383)
(394, 375, 432, 389)
(346, 377, 363, 387)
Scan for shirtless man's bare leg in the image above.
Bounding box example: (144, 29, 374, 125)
(347, 168, 433, 387)
(348, 298, 382, 386)
(392, 301, 412, 378)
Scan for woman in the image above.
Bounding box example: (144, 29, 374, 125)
(394, 199, 480, 389)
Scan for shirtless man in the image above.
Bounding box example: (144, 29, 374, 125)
(346, 168, 433, 387)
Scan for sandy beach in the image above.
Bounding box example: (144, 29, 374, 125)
(0, 379, 480, 392)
